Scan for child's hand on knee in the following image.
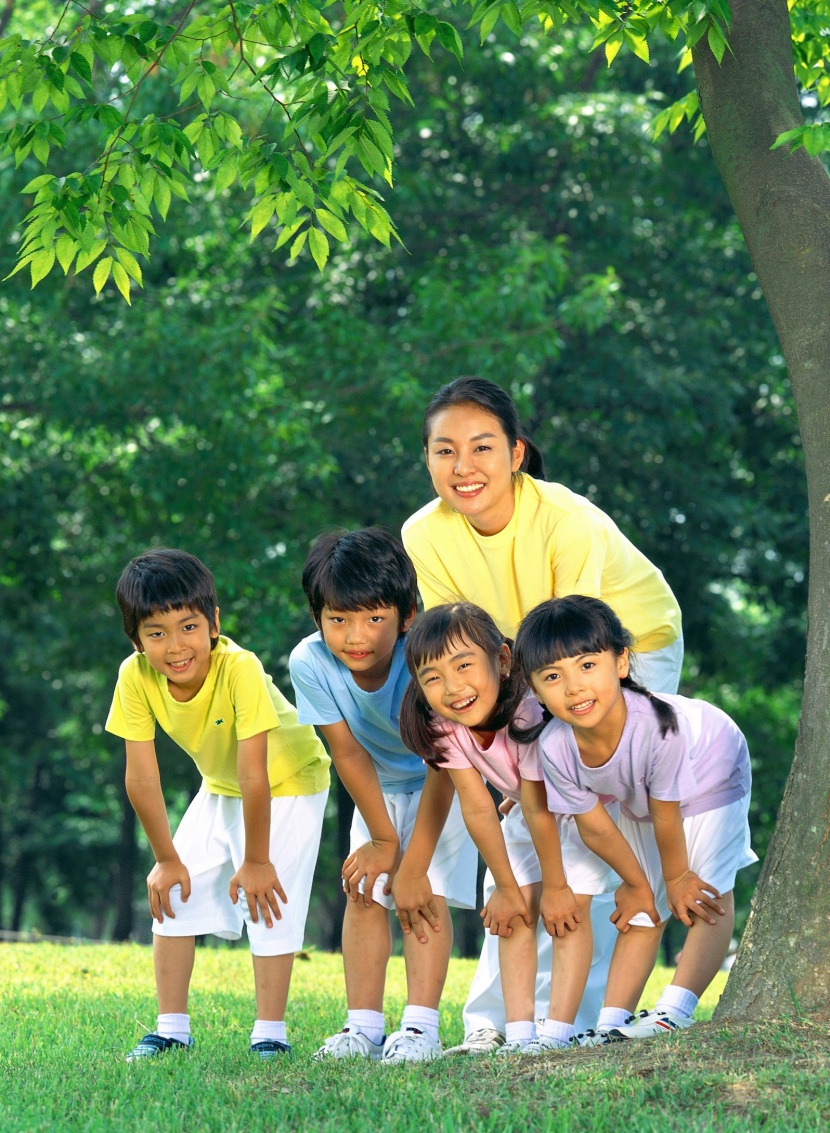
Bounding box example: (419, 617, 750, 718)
(342, 838, 401, 907)
(147, 859, 191, 923)
(666, 871, 724, 927)
(230, 860, 287, 928)
(481, 885, 533, 938)
(611, 880, 661, 933)
(540, 884, 581, 937)
(391, 870, 440, 944)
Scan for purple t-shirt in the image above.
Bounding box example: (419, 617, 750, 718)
(538, 689, 751, 823)
(435, 698, 545, 803)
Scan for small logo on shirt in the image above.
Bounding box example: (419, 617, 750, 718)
(214, 718, 224, 726)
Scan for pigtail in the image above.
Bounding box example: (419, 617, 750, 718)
(399, 679, 449, 768)
(621, 674, 678, 738)
(508, 705, 551, 746)
(519, 436, 546, 479)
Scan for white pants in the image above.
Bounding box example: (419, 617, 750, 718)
(461, 633, 684, 1035)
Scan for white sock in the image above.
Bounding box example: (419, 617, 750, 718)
(539, 1018, 575, 1046)
(505, 1020, 536, 1043)
(345, 1009, 385, 1045)
(250, 1019, 287, 1044)
(156, 1013, 190, 1044)
(656, 984, 699, 1019)
(597, 1007, 631, 1029)
(401, 1005, 440, 1043)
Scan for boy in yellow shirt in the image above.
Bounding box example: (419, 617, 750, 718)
(106, 548, 330, 1061)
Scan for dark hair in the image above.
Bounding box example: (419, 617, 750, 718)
(510, 596, 678, 742)
(422, 376, 546, 479)
(115, 548, 219, 649)
(302, 528, 418, 629)
(400, 602, 527, 767)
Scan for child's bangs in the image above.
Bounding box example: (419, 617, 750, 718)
(514, 603, 614, 675)
(405, 604, 503, 675)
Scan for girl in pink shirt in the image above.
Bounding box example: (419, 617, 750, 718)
(512, 595, 756, 1040)
(398, 602, 621, 1055)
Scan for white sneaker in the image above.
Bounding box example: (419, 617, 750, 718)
(443, 1027, 505, 1056)
(495, 1037, 533, 1056)
(611, 1008, 695, 1040)
(520, 1035, 577, 1057)
(381, 1028, 442, 1064)
(312, 1027, 386, 1062)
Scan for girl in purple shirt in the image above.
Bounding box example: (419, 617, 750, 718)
(398, 603, 626, 1055)
(512, 595, 756, 1040)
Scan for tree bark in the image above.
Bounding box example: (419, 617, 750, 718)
(694, 0, 830, 1020)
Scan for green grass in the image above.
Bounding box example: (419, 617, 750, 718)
(1, 944, 826, 1132)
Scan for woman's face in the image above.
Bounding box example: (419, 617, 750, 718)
(424, 404, 525, 536)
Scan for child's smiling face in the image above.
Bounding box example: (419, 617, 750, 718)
(530, 648, 629, 738)
(320, 605, 414, 690)
(136, 605, 220, 701)
(416, 636, 509, 730)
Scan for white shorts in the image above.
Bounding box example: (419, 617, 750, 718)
(633, 633, 684, 695)
(350, 788, 477, 910)
(487, 802, 618, 895)
(620, 794, 757, 927)
(152, 787, 328, 955)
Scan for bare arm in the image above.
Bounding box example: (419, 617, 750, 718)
(574, 801, 662, 932)
(649, 797, 724, 927)
(392, 766, 455, 942)
(125, 739, 190, 922)
(520, 778, 580, 937)
(449, 767, 532, 937)
(230, 731, 286, 927)
(320, 720, 400, 905)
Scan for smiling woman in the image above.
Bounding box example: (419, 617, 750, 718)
(400, 376, 685, 1052)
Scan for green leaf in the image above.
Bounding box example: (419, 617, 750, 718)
(153, 177, 172, 219)
(21, 174, 54, 193)
(500, 1, 523, 38)
(289, 227, 308, 260)
(93, 255, 113, 294)
(707, 22, 727, 64)
(605, 32, 624, 66)
(115, 246, 143, 285)
(479, 4, 501, 43)
(308, 226, 329, 270)
(33, 83, 49, 114)
(55, 233, 78, 274)
(30, 248, 55, 287)
(75, 240, 107, 273)
(197, 73, 215, 110)
(214, 150, 239, 193)
(112, 261, 131, 303)
(315, 208, 347, 241)
(623, 30, 650, 64)
(436, 22, 464, 61)
(250, 196, 276, 239)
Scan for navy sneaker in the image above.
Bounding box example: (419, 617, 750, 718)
(126, 1033, 194, 1062)
(251, 1039, 293, 1060)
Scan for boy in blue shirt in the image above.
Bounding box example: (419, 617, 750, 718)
(106, 548, 330, 1061)
(289, 529, 477, 1063)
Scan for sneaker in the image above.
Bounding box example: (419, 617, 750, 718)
(519, 1035, 578, 1057)
(610, 1008, 695, 1040)
(575, 1028, 623, 1048)
(126, 1033, 194, 1062)
(251, 1039, 293, 1060)
(381, 1028, 442, 1064)
(312, 1027, 386, 1062)
(495, 1037, 534, 1056)
(443, 1027, 505, 1057)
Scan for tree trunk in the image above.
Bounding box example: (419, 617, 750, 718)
(694, 0, 830, 1020)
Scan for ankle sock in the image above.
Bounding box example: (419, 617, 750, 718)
(401, 1005, 440, 1043)
(157, 1013, 190, 1044)
(656, 984, 699, 1019)
(345, 1009, 385, 1045)
(597, 1007, 631, 1029)
(539, 1019, 575, 1046)
(505, 1020, 536, 1044)
(250, 1019, 287, 1045)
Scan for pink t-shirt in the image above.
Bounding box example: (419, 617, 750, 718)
(538, 689, 751, 823)
(435, 699, 545, 802)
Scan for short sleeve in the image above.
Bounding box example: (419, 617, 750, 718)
(432, 723, 477, 771)
(641, 720, 699, 804)
(539, 724, 600, 816)
(226, 653, 281, 741)
(550, 507, 609, 599)
(105, 661, 156, 742)
(517, 739, 544, 782)
(288, 646, 346, 727)
(401, 524, 463, 612)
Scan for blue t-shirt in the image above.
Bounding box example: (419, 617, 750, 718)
(288, 632, 425, 794)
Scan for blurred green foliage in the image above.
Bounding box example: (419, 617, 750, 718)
(0, 6, 804, 945)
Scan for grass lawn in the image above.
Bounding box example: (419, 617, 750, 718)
(1, 943, 827, 1132)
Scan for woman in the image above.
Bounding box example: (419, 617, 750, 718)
(400, 376, 683, 1055)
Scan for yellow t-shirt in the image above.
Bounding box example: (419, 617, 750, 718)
(402, 475, 681, 652)
(105, 636, 330, 797)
